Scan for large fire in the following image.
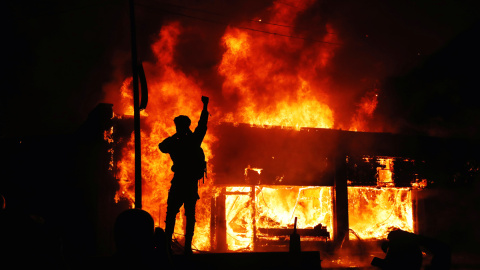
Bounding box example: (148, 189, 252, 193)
(348, 187, 413, 240)
(225, 186, 333, 251)
(108, 0, 416, 252)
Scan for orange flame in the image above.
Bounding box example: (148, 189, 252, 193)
(350, 88, 379, 132)
(114, 21, 216, 250)
(110, 0, 393, 252)
(218, 22, 336, 129)
(348, 187, 414, 239)
(225, 186, 333, 251)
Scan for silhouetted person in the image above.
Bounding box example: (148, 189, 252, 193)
(384, 229, 422, 270)
(113, 209, 171, 269)
(159, 96, 209, 255)
(371, 229, 422, 270)
(372, 229, 450, 270)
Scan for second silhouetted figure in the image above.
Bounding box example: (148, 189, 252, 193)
(159, 96, 209, 255)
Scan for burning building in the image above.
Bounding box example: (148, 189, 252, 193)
(2, 0, 480, 269)
(209, 123, 423, 252)
(103, 104, 478, 268)
(104, 0, 422, 254)
(109, 115, 432, 251)
(97, 0, 480, 267)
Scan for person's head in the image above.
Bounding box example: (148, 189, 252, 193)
(114, 209, 155, 255)
(174, 115, 191, 134)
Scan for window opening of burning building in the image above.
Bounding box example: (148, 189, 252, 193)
(212, 152, 422, 252)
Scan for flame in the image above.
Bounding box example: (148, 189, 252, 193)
(218, 24, 336, 129)
(104, 126, 114, 171)
(225, 187, 254, 251)
(113, 21, 216, 251)
(109, 0, 389, 252)
(226, 186, 333, 251)
(349, 88, 379, 132)
(245, 165, 263, 176)
(347, 157, 415, 239)
(348, 187, 414, 239)
(377, 157, 394, 186)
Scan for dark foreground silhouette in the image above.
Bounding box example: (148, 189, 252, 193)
(0, 194, 65, 269)
(371, 229, 451, 270)
(111, 209, 172, 270)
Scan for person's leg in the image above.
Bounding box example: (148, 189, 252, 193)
(183, 197, 198, 254)
(165, 186, 183, 253)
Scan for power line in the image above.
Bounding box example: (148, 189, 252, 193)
(144, 0, 337, 35)
(135, 2, 341, 45)
(11, 0, 340, 45)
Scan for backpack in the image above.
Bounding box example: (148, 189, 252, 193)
(193, 147, 207, 181)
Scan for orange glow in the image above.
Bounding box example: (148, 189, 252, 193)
(348, 187, 414, 239)
(114, 22, 216, 251)
(377, 157, 394, 186)
(225, 187, 253, 251)
(218, 25, 335, 129)
(109, 0, 392, 253)
(104, 126, 114, 171)
(226, 186, 333, 251)
(245, 165, 263, 176)
(350, 88, 379, 132)
(217, 0, 340, 129)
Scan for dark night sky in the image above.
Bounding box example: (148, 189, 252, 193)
(2, 0, 480, 139)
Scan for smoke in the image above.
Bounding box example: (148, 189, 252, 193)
(100, 0, 480, 136)
(2, 0, 478, 138)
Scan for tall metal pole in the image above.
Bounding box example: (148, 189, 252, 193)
(334, 150, 349, 246)
(129, 0, 142, 209)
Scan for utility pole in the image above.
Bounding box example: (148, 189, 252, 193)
(129, 0, 142, 209)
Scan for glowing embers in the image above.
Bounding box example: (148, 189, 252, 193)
(104, 126, 115, 171)
(225, 186, 333, 251)
(353, 156, 427, 188)
(348, 187, 414, 240)
(225, 187, 253, 251)
(376, 157, 394, 186)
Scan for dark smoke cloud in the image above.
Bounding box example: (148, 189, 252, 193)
(318, 0, 480, 132)
(3, 0, 480, 138)
(132, 0, 480, 134)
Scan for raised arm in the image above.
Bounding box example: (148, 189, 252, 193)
(199, 96, 209, 126)
(194, 96, 209, 143)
